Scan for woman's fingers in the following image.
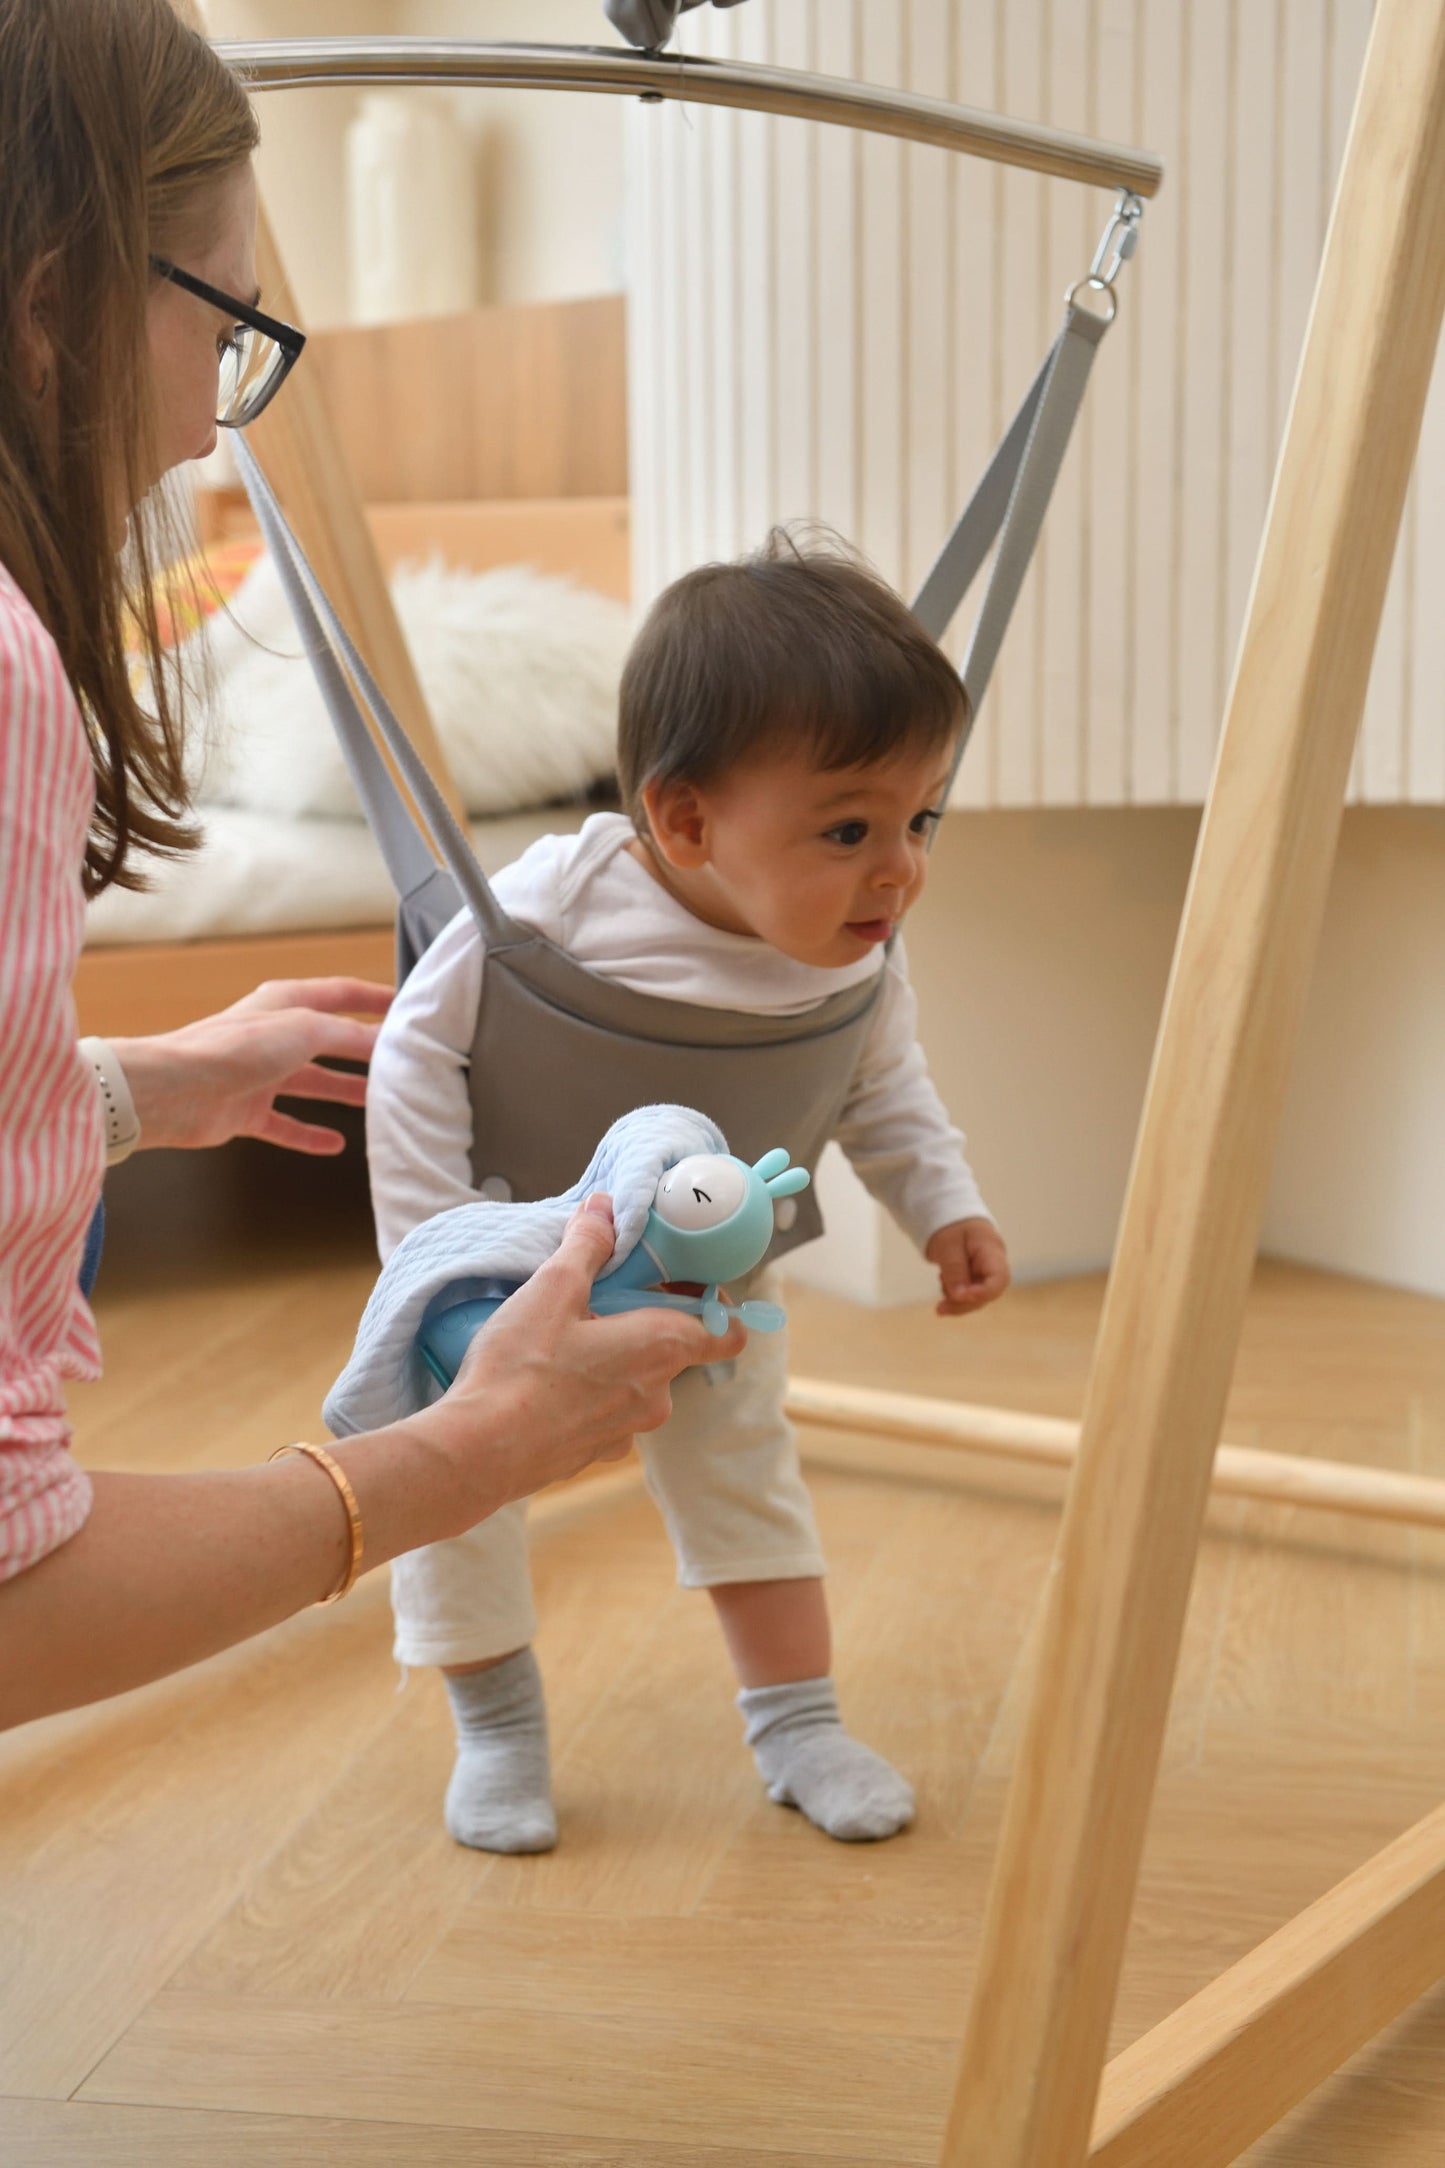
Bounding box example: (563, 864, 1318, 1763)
(254, 1108, 347, 1156)
(593, 1304, 748, 1378)
(232, 977, 394, 1021)
(278, 1012, 383, 1066)
(272, 1062, 370, 1109)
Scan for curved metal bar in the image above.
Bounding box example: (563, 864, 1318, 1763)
(215, 38, 1164, 199)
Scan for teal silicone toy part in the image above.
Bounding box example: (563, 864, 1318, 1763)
(631, 1145, 813, 1288)
(416, 1145, 812, 1388)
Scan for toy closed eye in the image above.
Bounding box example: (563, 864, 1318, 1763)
(653, 1154, 748, 1230)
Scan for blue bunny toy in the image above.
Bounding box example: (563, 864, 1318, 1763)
(417, 1146, 811, 1390)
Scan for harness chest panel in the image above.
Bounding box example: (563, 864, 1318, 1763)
(462, 918, 883, 1258)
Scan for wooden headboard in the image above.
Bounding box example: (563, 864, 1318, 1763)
(308, 292, 627, 505)
(197, 293, 630, 598)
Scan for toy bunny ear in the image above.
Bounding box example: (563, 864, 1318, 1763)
(765, 1166, 811, 1197)
(753, 1147, 792, 1181)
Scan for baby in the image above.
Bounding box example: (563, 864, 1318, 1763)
(367, 534, 1011, 1851)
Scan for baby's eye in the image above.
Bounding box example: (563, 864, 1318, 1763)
(825, 820, 869, 848)
(909, 807, 943, 835)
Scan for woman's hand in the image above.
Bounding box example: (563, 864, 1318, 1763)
(418, 1194, 749, 1527)
(108, 977, 393, 1155)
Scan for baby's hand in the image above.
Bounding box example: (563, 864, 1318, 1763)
(925, 1217, 1011, 1318)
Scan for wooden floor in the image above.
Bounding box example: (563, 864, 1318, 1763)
(5, 1139, 1445, 2164)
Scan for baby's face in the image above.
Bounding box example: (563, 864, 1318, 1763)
(663, 742, 954, 968)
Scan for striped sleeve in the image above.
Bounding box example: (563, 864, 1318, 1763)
(0, 565, 103, 1582)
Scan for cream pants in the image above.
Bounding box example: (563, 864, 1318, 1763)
(389, 1296, 826, 1668)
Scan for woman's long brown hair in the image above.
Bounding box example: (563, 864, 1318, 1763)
(0, 0, 257, 895)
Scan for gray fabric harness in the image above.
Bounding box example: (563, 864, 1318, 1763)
(237, 445, 880, 1259)
(233, 283, 1104, 1256)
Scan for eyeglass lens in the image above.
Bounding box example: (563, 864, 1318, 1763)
(218, 324, 284, 425)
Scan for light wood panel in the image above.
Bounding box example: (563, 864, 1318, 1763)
(305, 295, 627, 506)
(1, 2101, 847, 2168)
(200, 494, 632, 598)
(366, 496, 630, 598)
(73, 926, 396, 1038)
(78, 1992, 956, 2156)
(940, 2, 1445, 2158)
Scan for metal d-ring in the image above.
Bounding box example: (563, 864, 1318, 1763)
(1063, 273, 1119, 324)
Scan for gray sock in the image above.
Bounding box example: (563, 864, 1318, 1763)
(443, 1647, 557, 1854)
(738, 1675, 915, 1842)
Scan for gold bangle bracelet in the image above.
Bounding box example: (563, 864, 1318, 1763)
(269, 1441, 364, 1604)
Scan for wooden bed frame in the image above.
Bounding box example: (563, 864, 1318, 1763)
(75, 292, 628, 1040)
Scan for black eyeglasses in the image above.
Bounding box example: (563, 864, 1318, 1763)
(149, 256, 306, 428)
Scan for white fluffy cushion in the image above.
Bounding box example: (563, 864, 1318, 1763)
(182, 550, 630, 820)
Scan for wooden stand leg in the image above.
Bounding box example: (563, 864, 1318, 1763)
(940, 7, 1445, 2163)
(1088, 1802, 1445, 2167)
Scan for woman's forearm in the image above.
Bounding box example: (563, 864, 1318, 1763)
(0, 1414, 488, 1730)
(0, 1201, 747, 1732)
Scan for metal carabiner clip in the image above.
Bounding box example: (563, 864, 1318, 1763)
(1090, 190, 1145, 289)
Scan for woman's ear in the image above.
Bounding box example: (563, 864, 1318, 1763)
(17, 254, 59, 405)
(639, 776, 711, 869)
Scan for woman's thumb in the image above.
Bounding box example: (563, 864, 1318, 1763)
(541, 1192, 617, 1307)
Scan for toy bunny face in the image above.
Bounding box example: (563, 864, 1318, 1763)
(639, 1145, 813, 1289)
(653, 1154, 750, 1231)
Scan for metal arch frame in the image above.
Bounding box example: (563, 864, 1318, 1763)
(227, 32, 1154, 794)
(215, 36, 1163, 198)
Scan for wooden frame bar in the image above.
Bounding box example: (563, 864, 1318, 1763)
(1088, 1802, 1445, 2167)
(941, 5, 1445, 2160)
(785, 1378, 1445, 1533)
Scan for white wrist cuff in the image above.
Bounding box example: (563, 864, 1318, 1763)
(78, 1037, 142, 1166)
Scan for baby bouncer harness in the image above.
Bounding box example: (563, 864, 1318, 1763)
(231, 67, 1144, 1255)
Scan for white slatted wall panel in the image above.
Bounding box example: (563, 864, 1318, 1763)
(625, 0, 1445, 807)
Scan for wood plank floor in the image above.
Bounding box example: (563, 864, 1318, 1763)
(4, 1140, 1445, 2164)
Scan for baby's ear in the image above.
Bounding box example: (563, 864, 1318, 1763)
(641, 776, 710, 867)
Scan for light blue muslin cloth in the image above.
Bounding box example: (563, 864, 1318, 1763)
(323, 1103, 727, 1439)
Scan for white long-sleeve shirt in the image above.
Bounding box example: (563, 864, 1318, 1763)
(367, 811, 989, 1262)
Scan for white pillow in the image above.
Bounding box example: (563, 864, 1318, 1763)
(180, 550, 631, 821)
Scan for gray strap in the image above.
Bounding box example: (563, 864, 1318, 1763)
(909, 341, 1054, 643)
(911, 300, 1110, 797)
(232, 438, 519, 950)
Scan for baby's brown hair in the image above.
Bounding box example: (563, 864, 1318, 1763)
(617, 530, 967, 826)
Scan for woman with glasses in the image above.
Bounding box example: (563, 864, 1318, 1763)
(0, 0, 744, 1730)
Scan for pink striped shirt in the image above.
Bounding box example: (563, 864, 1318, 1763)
(0, 560, 103, 1581)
